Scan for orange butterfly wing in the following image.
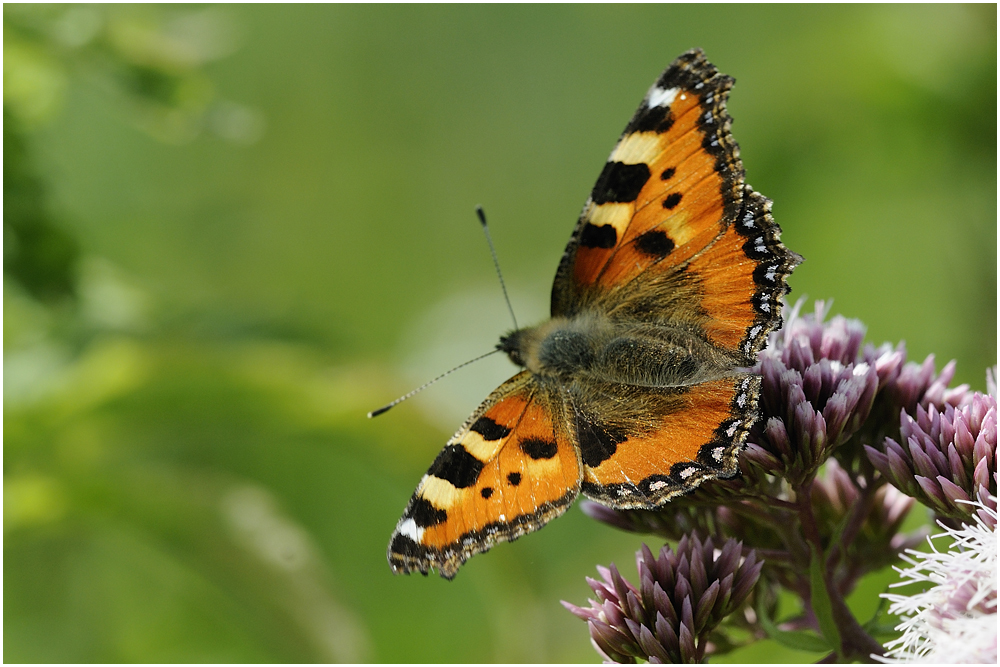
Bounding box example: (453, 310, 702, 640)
(549, 50, 800, 505)
(576, 375, 761, 508)
(685, 186, 800, 361)
(388, 372, 581, 579)
(551, 49, 744, 317)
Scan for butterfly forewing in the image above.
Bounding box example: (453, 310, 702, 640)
(388, 372, 581, 579)
(551, 50, 744, 317)
(684, 187, 801, 362)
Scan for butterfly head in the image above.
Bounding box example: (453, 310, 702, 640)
(497, 315, 608, 379)
(497, 329, 530, 368)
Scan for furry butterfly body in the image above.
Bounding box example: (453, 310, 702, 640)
(388, 50, 801, 579)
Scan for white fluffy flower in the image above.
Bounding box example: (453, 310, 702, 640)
(877, 496, 997, 663)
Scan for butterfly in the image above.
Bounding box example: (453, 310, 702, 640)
(387, 49, 801, 579)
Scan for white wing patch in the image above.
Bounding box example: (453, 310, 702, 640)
(647, 86, 679, 108)
(397, 518, 424, 543)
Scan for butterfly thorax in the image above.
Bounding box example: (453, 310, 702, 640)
(498, 313, 739, 388)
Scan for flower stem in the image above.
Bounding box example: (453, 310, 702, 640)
(795, 481, 885, 662)
(826, 478, 883, 573)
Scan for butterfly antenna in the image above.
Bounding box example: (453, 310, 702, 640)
(476, 205, 519, 330)
(367, 348, 501, 418)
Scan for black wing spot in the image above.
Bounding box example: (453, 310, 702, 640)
(662, 193, 683, 210)
(507, 472, 522, 486)
(580, 223, 617, 249)
(480, 487, 493, 499)
(592, 161, 651, 204)
(660, 167, 676, 180)
(520, 437, 558, 460)
(389, 533, 421, 557)
(635, 230, 675, 258)
(575, 409, 628, 468)
(625, 104, 674, 134)
(471, 416, 511, 441)
(409, 497, 448, 528)
(428, 444, 484, 488)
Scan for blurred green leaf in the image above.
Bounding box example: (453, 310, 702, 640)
(756, 599, 831, 654)
(3, 109, 80, 301)
(809, 548, 842, 659)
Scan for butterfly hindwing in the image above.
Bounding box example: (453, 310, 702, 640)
(574, 374, 761, 509)
(388, 372, 581, 579)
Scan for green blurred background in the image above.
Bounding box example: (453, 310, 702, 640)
(4, 4, 996, 662)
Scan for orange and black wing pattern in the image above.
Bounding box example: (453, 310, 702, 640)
(551, 50, 799, 360)
(683, 185, 801, 363)
(387, 373, 581, 579)
(551, 48, 746, 317)
(572, 374, 760, 509)
(552, 50, 800, 504)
